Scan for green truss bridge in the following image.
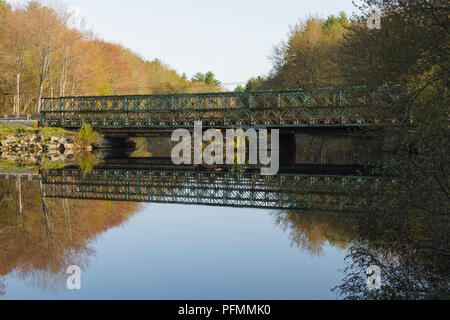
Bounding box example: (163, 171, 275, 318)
(40, 87, 384, 133)
(36, 167, 384, 214)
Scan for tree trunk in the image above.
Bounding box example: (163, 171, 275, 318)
(15, 73, 20, 117)
(37, 52, 51, 114)
(60, 46, 68, 97)
(37, 77, 44, 114)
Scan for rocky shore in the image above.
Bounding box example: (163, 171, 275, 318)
(0, 126, 92, 168)
(0, 134, 82, 153)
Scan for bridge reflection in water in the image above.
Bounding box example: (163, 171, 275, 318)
(36, 164, 382, 213)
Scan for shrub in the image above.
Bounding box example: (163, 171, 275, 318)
(77, 124, 99, 146)
(78, 153, 99, 174)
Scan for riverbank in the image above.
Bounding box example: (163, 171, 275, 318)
(0, 125, 83, 152)
(0, 125, 97, 170)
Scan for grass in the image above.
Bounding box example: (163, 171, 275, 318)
(0, 125, 73, 139)
(0, 158, 72, 171)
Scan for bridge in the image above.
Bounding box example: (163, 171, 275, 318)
(0, 164, 385, 213)
(40, 87, 375, 133)
(35, 167, 383, 213)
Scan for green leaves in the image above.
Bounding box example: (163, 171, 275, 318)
(77, 123, 99, 146)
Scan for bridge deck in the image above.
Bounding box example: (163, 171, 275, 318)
(41, 87, 372, 129)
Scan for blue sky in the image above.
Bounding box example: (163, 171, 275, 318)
(16, 0, 358, 89)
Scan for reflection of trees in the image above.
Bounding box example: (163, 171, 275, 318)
(0, 277, 6, 296)
(273, 208, 449, 299)
(273, 211, 358, 256)
(333, 210, 449, 299)
(0, 179, 140, 295)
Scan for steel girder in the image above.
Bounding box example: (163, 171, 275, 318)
(40, 88, 370, 129)
(40, 168, 382, 213)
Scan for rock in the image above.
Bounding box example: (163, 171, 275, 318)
(47, 144, 59, 150)
(64, 149, 75, 156)
(3, 137, 16, 144)
(50, 154, 60, 161)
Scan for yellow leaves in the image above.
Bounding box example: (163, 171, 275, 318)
(97, 81, 113, 96)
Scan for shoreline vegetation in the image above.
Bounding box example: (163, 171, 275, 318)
(0, 1, 222, 116)
(0, 124, 100, 171)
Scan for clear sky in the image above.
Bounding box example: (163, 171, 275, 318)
(16, 0, 358, 89)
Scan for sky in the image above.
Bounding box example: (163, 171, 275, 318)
(14, 0, 358, 89)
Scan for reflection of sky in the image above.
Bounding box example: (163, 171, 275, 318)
(2, 204, 346, 300)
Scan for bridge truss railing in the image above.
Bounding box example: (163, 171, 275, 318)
(41, 87, 370, 128)
(40, 168, 383, 213)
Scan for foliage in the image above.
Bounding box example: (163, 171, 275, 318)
(76, 124, 99, 146)
(243, 13, 350, 90)
(0, 2, 222, 115)
(330, 0, 449, 300)
(234, 85, 244, 92)
(244, 77, 264, 92)
(130, 137, 152, 157)
(236, 0, 449, 300)
(77, 153, 100, 174)
(191, 71, 221, 87)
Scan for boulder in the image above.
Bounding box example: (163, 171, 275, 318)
(58, 137, 67, 144)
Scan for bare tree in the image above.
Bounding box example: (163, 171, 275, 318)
(26, 4, 77, 112)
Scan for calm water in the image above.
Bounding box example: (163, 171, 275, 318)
(0, 138, 447, 299)
(1, 204, 346, 299)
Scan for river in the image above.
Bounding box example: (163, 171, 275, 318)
(0, 136, 447, 299)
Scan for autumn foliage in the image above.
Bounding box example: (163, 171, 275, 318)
(0, 1, 221, 114)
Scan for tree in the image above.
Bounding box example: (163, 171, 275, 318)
(234, 85, 244, 92)
(339, 0, 448, 215)
(0, 2, 222, 114)
(332, 0, 449, 300)
(27, 5, 71, 112)
(244, 77, 264, 91)
(191, 71, 221, 87)
(264, 14, 350, 90)
(204, 71, 221, 86)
